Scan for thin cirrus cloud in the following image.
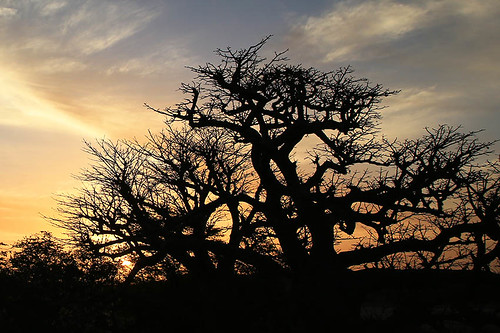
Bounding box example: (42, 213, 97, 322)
(0, 0, 169, 136)
(0, 69, 101, 136)
(104, 42, 198, 77)
(287, 0, 429, 63)
(0, 6, 16, 17)
(1, 0, 159, 57)
(285, 0, 500, 140)
(59, 2, 158, 55)
(286, 0, 500, 65)
(0, 0, 167, 242)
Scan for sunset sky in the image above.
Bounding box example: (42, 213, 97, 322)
(1, 0, 499, 244)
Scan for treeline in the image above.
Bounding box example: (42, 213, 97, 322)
(0, 231, 119, 285)
(0, 234, 499, 332)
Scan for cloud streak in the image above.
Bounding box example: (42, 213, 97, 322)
(0, 69, 101, 136)
(0, 0, 174, 137)
(285, 0, 500, 139)
(288, 0, 429, 62)
(287, 0, 500, 64)
(1, 0, 159, 58)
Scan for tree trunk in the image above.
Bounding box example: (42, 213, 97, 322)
(308, 215, 339, 275)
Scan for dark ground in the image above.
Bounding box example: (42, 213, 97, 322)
(1, 270, 499, 332)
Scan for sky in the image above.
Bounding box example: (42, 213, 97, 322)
(1, 0, 499, 244)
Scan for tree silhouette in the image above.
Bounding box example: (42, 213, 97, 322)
(52, 38, 499, 281)
(0, 231, 119, 284)
(6, 231, 80, 284)
(52, 124, 283, 282)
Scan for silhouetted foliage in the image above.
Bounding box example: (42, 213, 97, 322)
(1, 265, 498, 332)
(8, 231, 79, 284)
(0, 231, 119, 285)
(51, 37, 499, 282)
(0, 232, 123, 332)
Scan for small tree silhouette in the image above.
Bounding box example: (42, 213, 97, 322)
(8, 231, 79, 284)
(1, 231, 119, 284)
(52, 38, 499, 281)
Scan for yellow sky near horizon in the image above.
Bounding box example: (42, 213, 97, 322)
(0, 54, 168, 243)
(0, 67, 95, 242)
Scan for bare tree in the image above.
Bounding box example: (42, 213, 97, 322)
(153, 37, 496, 276)
(52, 125, 282, 282)
(54, 38, 498, 281)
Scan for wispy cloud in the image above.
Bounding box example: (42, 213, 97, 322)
(105, 41, 198, 77)
(40, 1, 67, 16)
(1, 0, 160, 61)
(37, 58, 87, 73)
(0, 69, 101, 136)
(0, 6, 17, 17)
(60, 1, 158, 55)
(285, 0, 500, 140)
(287, 0, 429, 62)
(0, 0, 174, 137)
(286, 0, 500, 64)
(380, 87, 459, 138)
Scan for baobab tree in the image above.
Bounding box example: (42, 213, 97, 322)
(53, 38, 498, 281)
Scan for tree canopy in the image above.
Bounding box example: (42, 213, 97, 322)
(50, 38, 500, 282)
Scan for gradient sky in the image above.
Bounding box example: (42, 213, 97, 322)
(1, 0, 499, 244)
